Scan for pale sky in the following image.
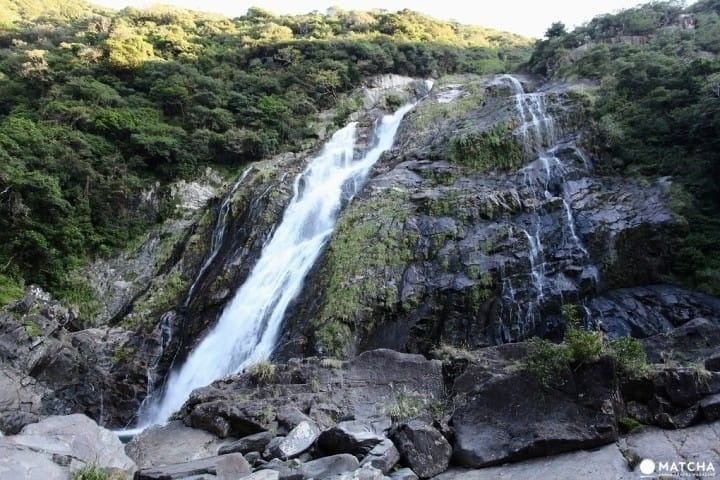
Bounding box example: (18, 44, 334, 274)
(91, 0, 654, 38)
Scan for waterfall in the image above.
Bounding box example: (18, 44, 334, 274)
(501, 75, 556, 152)
(133, 103, 415, 427)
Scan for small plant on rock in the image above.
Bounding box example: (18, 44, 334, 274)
(249, 360, 276, 385)
(72, 465, 110, 480)
(608, 336, 648, 378)
(386, 391, 424, 422)
(319, 357, 344, 369)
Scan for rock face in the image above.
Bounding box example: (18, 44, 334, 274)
(0, 414, 136, 479)
(391, 421, 452, 478)
(318, 420, 385, 455)
(277, 73, 699, 360)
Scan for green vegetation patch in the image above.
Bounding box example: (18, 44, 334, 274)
(313, 188, 417, 357)
(449, 123, 524, 171)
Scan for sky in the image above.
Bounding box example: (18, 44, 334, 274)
(91, 0, 651, 38)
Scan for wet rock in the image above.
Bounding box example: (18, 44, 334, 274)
(0, 414, 136, 479)
(360, 438, 400, 473)
(125, 421, 225, 469)
(135, 453, 249, 480)
(318, 420, 385, 455)
(218, 431, 275, 455)
(391, 421, 452, 478)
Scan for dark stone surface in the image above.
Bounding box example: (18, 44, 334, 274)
(391, 421, 452, 478)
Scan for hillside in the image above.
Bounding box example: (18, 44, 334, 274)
(0, 1, 531, 300)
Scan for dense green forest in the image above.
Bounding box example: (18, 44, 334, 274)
(528, 0, 720, 295)
(0, 0, 530, 300)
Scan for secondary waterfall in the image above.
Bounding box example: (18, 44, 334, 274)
(137, 103, 415, 426)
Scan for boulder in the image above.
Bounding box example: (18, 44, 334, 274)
(125, 421, 225, 468)
(360, 438, 400, 473)
(433, 442, 632, 480)
(179, 350, 444, 440)
(267, 421, 320, 460)
(0, 413, 136, 479)
(218, 431, 275, 455)
(301, 454, 360, 479)
(700, 394, 720, 421)
(244, 471, 281, 480)
(318, 420, 385, 455)
(391, 421, 452, 478)
(451, 356, 617, 468)
(135, 453, 249, 480)
(390, 468, 419, 480)
(0, 365, 46, 434)
(334, 465, 386, 480)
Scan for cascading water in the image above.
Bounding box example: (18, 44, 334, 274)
(133, 103, 415, 427)
(500, 74, 599, 335)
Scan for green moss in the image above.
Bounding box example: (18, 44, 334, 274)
(313, 189, 417, 357)
(111, 344, 135, 364)
(449, 123, 524, 171)
(125, 267, 187, 328)
(619, 417, 644, 433)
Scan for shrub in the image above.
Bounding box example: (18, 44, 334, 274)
(608, 336, 648, 377)
(522, 337, 571, 387)
(565, 327, 603, 365)
(619, 417, 644, 433)
(249, 360, 276, 385)
(385, 391, 424, 422)
(319, 357, 344, 369)
(430, 343, 474, 362)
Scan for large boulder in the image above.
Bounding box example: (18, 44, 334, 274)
(318, 420, 385, 455)
(135, 453, 250, 480)
(391, 421, 452, 478)
(0, 414, 136, 479)
(179, 350, 444, 439)
(360, 438, 401, 473)
(125, 420, 226, 468)
(451, 351, 617, 468)
(218, 431, 275, 455)
(261, 454, 360, 480)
